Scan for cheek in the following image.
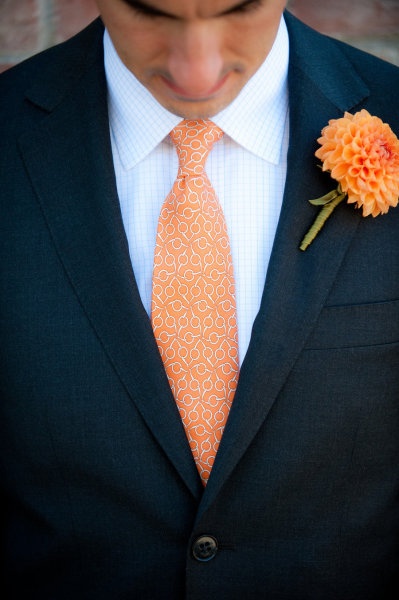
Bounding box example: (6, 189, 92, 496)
(112, 27, 167, 74)
(225, 24, 272, 69)
(237, 16, 282, 63)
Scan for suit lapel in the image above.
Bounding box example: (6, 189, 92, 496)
(17, 14, 372, 506)
(199, 13, 370, 510)
(18, 20, 203, 499)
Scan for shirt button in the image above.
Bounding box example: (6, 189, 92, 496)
(192, 535, 218, 562)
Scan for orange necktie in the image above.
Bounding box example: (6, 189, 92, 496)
(151, 119, 239, 485)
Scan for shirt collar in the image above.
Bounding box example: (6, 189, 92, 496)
(104, 16, 289, 170)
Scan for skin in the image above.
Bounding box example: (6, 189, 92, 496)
(95, 0, 287, 119)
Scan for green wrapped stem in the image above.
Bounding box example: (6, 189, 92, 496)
(300, 191, 347, 251)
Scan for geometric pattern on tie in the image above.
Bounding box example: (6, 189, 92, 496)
(151, 119, 239, 485)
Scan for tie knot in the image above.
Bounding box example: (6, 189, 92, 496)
(170, 119, 223, 173)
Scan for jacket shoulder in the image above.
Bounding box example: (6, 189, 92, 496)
(284, 11, 399, 128)
(0, 18, 105, 142)
(0, 18, 104, 109)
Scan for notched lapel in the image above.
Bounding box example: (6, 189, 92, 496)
(18, 28, 202, 499)
(199, 13, 371, 509)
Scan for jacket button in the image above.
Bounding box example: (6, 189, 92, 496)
(192, 535, 218, 562)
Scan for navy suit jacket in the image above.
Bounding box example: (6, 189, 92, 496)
(1, 11, 398, 599)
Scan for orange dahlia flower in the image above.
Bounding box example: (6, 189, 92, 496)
(316, 109, 399, 217)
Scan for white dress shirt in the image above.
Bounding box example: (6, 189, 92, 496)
(103, 17, 290, 365)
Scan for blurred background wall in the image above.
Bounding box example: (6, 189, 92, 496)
(0, 0, 398, 73)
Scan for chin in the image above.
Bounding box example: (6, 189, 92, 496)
(164, 99, 230, 120)
(155, 87, 239, 120)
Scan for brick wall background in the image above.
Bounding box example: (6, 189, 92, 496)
(0, 0, 398, 73)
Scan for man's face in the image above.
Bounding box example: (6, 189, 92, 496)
(95, 0, 287, 119)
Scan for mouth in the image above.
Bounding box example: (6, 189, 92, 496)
(160, 73, 230, 102)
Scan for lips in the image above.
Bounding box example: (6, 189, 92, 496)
(161, 72, 230, 101)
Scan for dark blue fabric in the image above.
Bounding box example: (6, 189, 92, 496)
(1, 12, 398, 599)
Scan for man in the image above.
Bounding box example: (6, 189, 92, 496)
(1, 0, 398, 598)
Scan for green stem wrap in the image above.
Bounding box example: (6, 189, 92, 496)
(300, 192, 347, 251)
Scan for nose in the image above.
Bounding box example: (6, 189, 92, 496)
(167, 23, 224, 97)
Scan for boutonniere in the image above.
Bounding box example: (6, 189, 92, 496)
(300, 109, 399, 251)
